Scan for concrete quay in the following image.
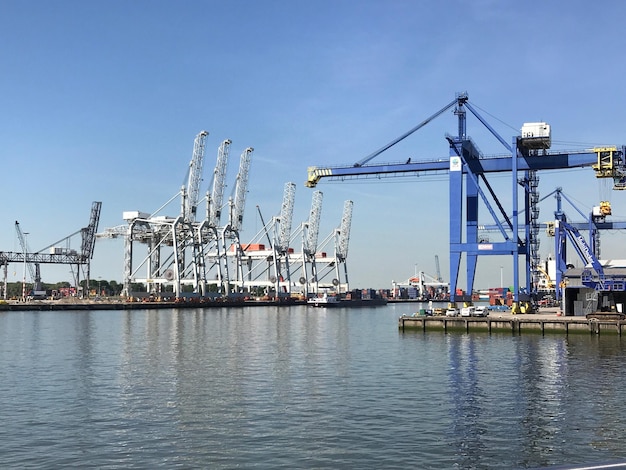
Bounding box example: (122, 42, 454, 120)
(398, 308, 626, 335)
(0, 297, 306, 311)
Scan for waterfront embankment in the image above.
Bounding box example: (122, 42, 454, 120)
(0, 297, 305, 311)
(399, 307, 626, 335)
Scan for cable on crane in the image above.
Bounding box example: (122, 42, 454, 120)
(353, 97, 460, 167)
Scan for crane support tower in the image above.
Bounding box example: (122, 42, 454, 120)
(300, 190, 323, 295)
(271, 182, 296, 295)
(304, 92, 626, 312)
(222, 146, 254, 294)
(330, 200, 353, 292)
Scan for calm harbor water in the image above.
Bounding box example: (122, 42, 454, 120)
(1, 303, 626, 469)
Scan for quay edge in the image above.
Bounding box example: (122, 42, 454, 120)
(0, 298, 307, 311)
(398, 314, 626, 335)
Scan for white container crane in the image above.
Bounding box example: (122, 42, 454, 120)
(183, 130, 209, 223)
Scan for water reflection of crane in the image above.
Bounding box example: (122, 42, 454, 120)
(447, 335, 487, 467)
(513, 336, 567, 467)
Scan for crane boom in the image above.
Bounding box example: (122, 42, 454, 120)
(208, 139, 230, 228)
(336, 200, 353, 261)
(305, 93, 625, 189)
(184, 130, 209, 222)
(15, 221, 38, 286)
(304, 190, 323, 255)
(435, 255, 442, 282)
(230, 147, 253, 232)
(276, 182, 296, 253)
(81, 201, 102, 260)
(306, 149, 624, 188)
(557, 220, 604, 279)
(555, 218, 626, 294)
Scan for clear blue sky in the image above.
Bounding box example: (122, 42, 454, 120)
(1, 0, 625, 289)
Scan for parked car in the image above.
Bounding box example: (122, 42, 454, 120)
(446, 308, 459, 317)
(474, 306, 488, 317)
(488, 304, 509, 312)
(461, 306, 475, 317)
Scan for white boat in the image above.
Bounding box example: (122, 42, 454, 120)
(307, 292, 388, 308)
(307, 292, 340, 307)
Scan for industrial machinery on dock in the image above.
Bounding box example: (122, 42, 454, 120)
(305, 92, 626, 313)
(555, 218, 626, 317)
(0, 202, 102, 300)
(97, 131, 354, 300)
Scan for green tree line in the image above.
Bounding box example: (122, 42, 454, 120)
(3, 279, 124, 299)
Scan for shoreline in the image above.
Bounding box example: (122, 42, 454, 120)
(0, 298, 307, 311)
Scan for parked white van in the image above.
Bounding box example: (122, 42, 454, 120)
(474, 306, 488, 317)
(445, 308, 459, 317)
(460, 306, 475, 317)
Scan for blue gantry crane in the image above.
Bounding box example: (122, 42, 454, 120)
(555, 219, 623, 292)
(305, 92, 626, 312)
(547, 188, 626, 301)
(479, 186, 626, 303)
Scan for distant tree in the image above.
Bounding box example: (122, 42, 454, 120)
(109, 280, 122, 295)
(5, 282, 24, 299)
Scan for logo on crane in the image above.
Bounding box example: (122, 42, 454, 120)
(576, 233, 595, 266)
(450, 157, 462, 172)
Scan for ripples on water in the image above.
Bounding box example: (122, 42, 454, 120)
(1, 305, 626, 469)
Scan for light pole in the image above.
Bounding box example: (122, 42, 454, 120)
(22, 232, 29, 302)
(98, 277, 102, 298)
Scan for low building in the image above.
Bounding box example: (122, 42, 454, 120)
(562, 261, 626, 316)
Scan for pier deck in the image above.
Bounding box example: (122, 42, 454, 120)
(399, 309, 626, 335)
